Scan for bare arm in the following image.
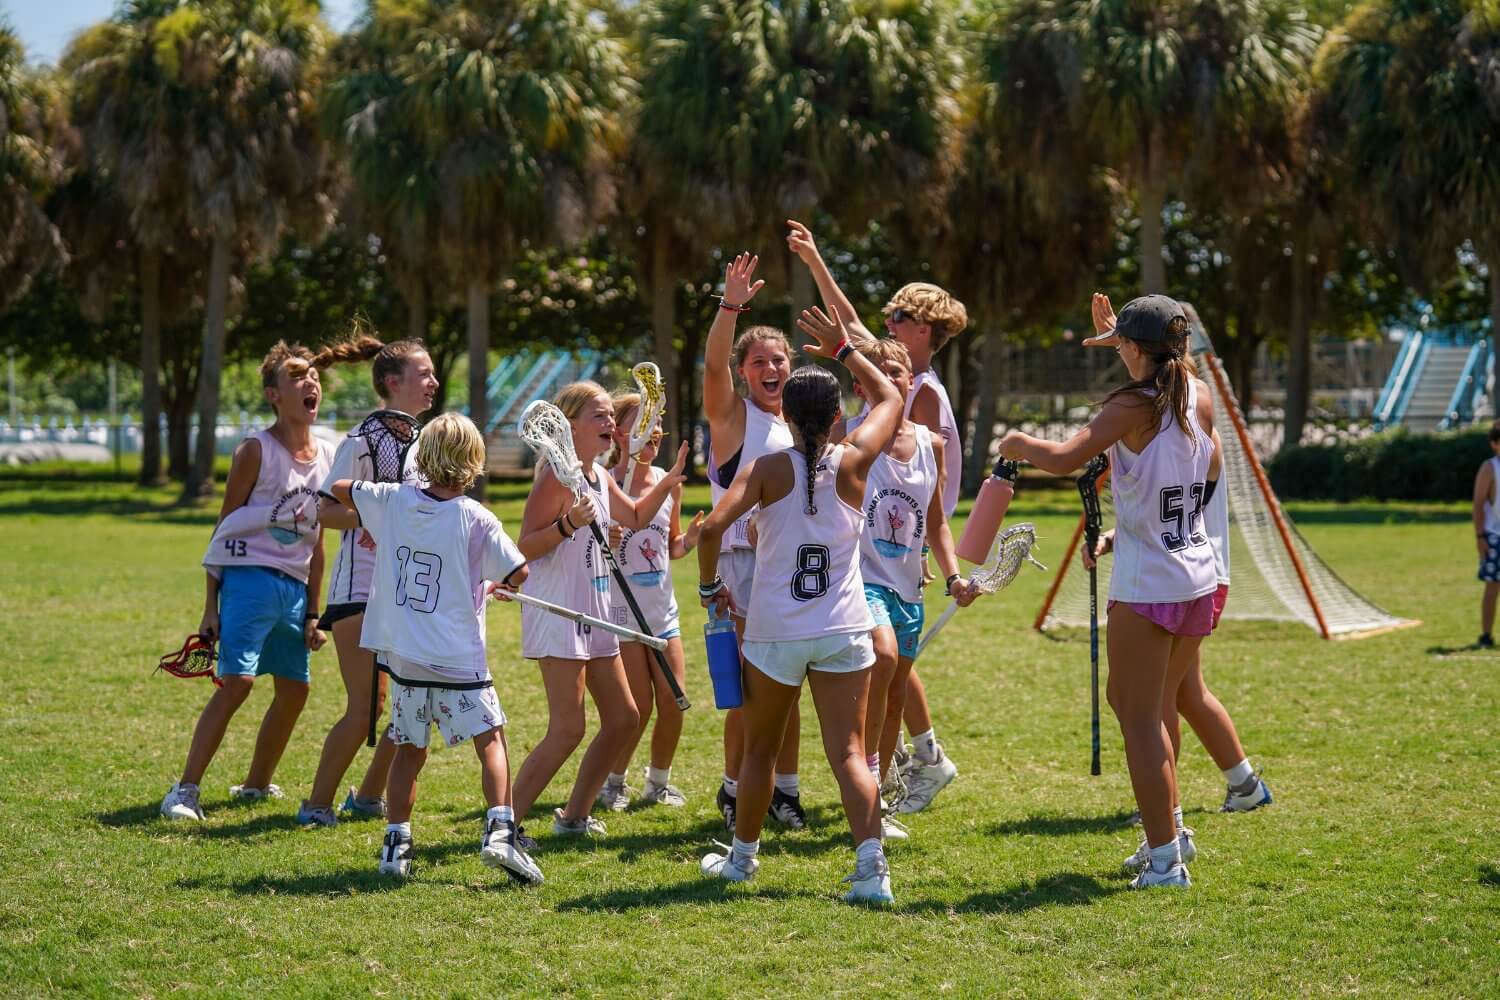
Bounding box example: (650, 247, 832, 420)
(1475, 461, 1494, 554)
(997, 395, 1148, 476)
(697, 458, 769, 616)
(908, 384, 943, 439)
(318, 495, 359, 531)
(201, 439, 262, 639)
(606, 443, 688, 529)
(303, 531, 327, 650)
(517, 467, 592, 561)
(786, 219, 874, 339)
(926, 436, 960, 581)
(668, 483, 705, 560)
(704, 252, 766, 431)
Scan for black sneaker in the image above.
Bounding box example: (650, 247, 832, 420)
(767, 788, 806, 830)
(716, 785, 737, 832)
(1479, 633, 1495, 649)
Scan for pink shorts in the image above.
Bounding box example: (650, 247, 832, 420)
(1211, 584, 1230, 631)
(1109, 591, 1217, 637)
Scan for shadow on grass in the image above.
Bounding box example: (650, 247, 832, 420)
(1427, 643, 1496, 658)
(96, 802, 301, 838)
(1480, 863, 1500, 889)
(989, 809, 1140, 837)
(173, 870, 411, 897)
(555, 878, 804, 912)
(900, 872, 1123, 915)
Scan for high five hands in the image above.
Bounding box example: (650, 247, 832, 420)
(795, 305, 848, 359)
(1082, 292, 1118, 347)
(723, 252, 765, 308)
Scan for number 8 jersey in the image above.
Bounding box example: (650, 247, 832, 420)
(1107, 379, 1218, 604)
(743, 445, 873, 644)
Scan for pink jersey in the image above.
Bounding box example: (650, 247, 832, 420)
(203, 430, 334, 584)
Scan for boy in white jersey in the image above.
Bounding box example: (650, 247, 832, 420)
(160, 341, 333, 822)
(327, 413, 541, 884)
(1471, 420, 1500, 647)
(1000, 294, 1221, 889)
(697, 306, 906, 904)
(789, 220, 968, 812)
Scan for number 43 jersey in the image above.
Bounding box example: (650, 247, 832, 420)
(350, 481, 525, 677)
(1107, 379, 1218, 605)
(743, 445, 873, 644)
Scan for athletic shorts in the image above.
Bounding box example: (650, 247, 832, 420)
(743, 632, 875, 687)
(718, 549, 756, 618)
(522, 612, 620, 662)
(1479, 533, 1500, 583)
(1109, 592, 1216, 638)
(865, 583, 925, 660)
(217, 566, 311, 683)
(1211, 584, 1230, 631)
(318, 602, 365, 630)
(387, 679, 505, 750)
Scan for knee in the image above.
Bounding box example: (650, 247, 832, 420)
(217, 676, 255, 706)
(551, 716, 587, 752)
(274, 682, 310, 709)
(605, 704, 641, 739)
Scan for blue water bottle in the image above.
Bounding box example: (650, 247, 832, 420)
(703, 607, 744, 709)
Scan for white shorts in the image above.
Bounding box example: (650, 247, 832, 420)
(522, 611, 621, 662)
(718, 548, 756, 618)
(388, 680, 506, 750)
(742, 632, 875, 687)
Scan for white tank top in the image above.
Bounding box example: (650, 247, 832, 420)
(744, 445, 873, 643)
(855, 424, 938, 603)
(1486, 457, 1500, 535)
(322, 424, 424, 605)
(610, 466, 679, 634)
(203, 430, 334, 584)
(1107, 381, 1217, 604)
(709, 398, 793, 550)
(521, 462, 613, 640)
(909, 370, 961, 517)
(1206, 472, 1230, 585)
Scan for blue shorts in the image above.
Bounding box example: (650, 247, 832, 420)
(865, 583, 925, 661)
(1482, 533, 1500, 583)
(217, 566, 311, 683)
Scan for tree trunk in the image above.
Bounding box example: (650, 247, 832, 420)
(1226, 305, 1259, 411)
(788, 254, 815, 331)
(407, 279, 429, 342)
(952, 331, 976, 465)
(167, 390, 193, 478)
(650, 227, 681, 462)
(677, 314, 702, 476)
(1138, 129, 1168, 294)
(1490, 256, 1500, 393)
(466, 279, 489, 500)
(1282, 227, 1312, 452)
(965, 328, 1006, 493)
(184, 234, 231, 500)
(138, 249, 164, 486)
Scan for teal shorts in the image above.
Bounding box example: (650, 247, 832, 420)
(865, 583, 924, 661)
(217, 566, 311, 683)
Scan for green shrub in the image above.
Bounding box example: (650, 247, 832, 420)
(1268, 428, 1493, 501)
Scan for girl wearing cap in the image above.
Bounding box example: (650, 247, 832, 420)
(997, 292, 1220, 890)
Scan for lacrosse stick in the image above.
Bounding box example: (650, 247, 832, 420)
(519, 400, 691, 710)
(156, 634, 221, 687)
(624, 362, 665, 487)
(914, 522, 1046, 656)
(1078, 453, 1109, 777)
(500, 590, 667, 652)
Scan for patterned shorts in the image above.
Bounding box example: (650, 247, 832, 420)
(388, 680, 506, 750)
(1479, 533, 1500, 583)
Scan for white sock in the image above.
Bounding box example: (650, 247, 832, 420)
(387, 821, 412, 838)
(731, 836, 759, 863)
(866, 754, 881, 782)
(1148, 838, 1181, 874)
(855, 837, 884, 867)
(1172, 805, 1184, 830)
(1223, 758, 1255, 788)
(606, 771, 626, 788)
(486, 805, 514, 825)
(773, 772, 800, 796)
(647, 765, 671, 787)
(912, 729, 941, 765)
(722, 775, 738, 797)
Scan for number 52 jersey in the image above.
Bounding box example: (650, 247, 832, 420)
(350, 481, 525, 675)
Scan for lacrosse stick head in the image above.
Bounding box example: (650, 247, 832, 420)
(349, 409, 420, 482)
(1077, 453, 1109, 546)
(519, 400, 584, 494)
(156, 634, 222, 687)
(970, 522, 1046, 595)
(628, 362, 666, 457)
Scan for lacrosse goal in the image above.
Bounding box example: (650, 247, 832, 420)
(1034, 321, 1418, 640)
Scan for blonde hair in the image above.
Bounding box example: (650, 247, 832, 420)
(553, 380, 611, 420)
(605, 389, 642, 468)
(883, 283, 969, 352)
(857, 338, 913, 373)
(415, 412, 485, 491)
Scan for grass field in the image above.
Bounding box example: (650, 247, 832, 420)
(1, 467, 1497, 998)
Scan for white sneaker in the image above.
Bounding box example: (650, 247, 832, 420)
(895, 751, 957, 814)
(228, 784, 284, 802)
(481, 817, 544, 886)
(1123, 828, 1196, 873)
(640, 779, 687, 807)
(881, 814, 910, 842)
(378, 829, 414, 877)
(552, 808, 606, 837)
(160, 783, 204, 821)
(700, 846, 758, 882)
(596, 781, 631, 813)
(1221, 775, 1273, 813)
(1129, 861, 1191, 889)
(842, 854, 894, 904)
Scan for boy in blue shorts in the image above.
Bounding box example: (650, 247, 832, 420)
(1471, 420, 1500, 647)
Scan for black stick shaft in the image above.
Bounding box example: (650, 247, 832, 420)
(587, 519, 690, 710)
(1089, 566, 1101, 776)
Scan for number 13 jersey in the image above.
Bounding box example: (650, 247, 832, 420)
(743, 445, 873, 644)
(1107, 379, 1217, 604)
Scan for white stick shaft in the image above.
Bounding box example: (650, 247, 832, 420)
(502, 591, 666, 652)
(915, 601, 959, 657)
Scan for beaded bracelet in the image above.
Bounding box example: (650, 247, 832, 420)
(698, 576, 726, 598)
(718, 298, 750, 313)
(835, 339, 855, 363)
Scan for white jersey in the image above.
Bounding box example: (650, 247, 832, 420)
(744, 445, 873, 643)
(710, 398, 792, 550)
(321, 425, 423, 606)
(203, 430, 334, 584)
(349, 482, 524, 680)
(610, 466, 679, 636)
(521, 463, 613, 651)
(1206, 472, 1230, 585)
(855, 423, 938, 603)
(909, 370, 961, 517)
(1485, 457, 1500, 535)
(1108, 380, 1217, 604)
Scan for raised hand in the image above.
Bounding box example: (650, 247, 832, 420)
(684, 510, 706, 550)
(1083, 292, 1117, 346)
(786, 219, 820, 264)
(723, 252, 766, 307)
(796, 306, 846, 358)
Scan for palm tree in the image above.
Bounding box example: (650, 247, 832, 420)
(326, 0, 629, 458)
(994, 0, 1319, 293)
(0, 25, 68, 312)
(1312, 0, 1500, 362)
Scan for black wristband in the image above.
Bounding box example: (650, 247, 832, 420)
(698, 577, 725, 598)
(943, 574, 961, 596)
(305, 610, 321, 621)
(557, 515, 574, 538)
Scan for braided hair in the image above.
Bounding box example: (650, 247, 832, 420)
(782, 365, 842, 515)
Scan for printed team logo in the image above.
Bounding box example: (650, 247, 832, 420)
(414, 702, 428, 724)
(584, 536, 610, 593)
(457, 692, 475, 714)
(269, 486, 320, 545)
(623, 525, 667, 588)
(867, 487, 925, 559)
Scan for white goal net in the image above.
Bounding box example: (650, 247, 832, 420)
(1036, 324, 1417, 640)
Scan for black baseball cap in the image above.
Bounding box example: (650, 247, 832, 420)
(1113, 294, 1186, 343)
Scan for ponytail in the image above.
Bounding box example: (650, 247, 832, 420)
(782, 365, 841, 515)
(1103, 316, 1198, 445)
(307, 319, 429, 403)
